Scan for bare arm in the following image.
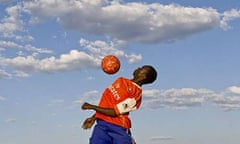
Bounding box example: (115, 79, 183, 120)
(81, 102, 117, 117)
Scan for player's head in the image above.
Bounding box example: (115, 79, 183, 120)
(133, 65, 157, 85)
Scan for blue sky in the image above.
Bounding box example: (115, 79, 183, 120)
(0, 0, 240, 144)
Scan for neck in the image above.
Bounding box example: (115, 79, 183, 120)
(131, 79, 143, 87)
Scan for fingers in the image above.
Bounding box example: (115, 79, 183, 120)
(82, 122, 93, 129)
(81, 121, 89, 129)
(81, 102, 92, 110)
(81, 118, 96, 130)
(82, 124, 90, 129)
(81, 102, 87, 109)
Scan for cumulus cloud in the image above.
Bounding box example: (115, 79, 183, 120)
(211, 94, 240, 111)
(227, 86, 240, 94)
(2, 0, 240, 44)
(0, 49, 99, 74)
(75, 86, 240, 111)
(142, 88, 212, 109)
(1, 0, 239, 77)
(0, 40, 23, 49)
(220, 9, 240, 30)
(0, 68, 11, 79)
(141, 86, 240, 111)
(79, 39, 142, 63)
(211, 86, 240, 111)
(24, 44, 53, 54)
(0, 4, 24, 38)
(22, 0, 226, 43)
(0, 39, 141, 76)
(0, 40, 51, 55)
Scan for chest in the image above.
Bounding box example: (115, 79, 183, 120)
(108, 83, 139, 101)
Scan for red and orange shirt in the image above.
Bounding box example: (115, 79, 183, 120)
(95, 77, 142, 129)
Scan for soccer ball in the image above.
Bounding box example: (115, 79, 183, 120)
(101, 55, 120, 75)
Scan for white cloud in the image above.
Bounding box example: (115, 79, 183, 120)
(21, 0, 228, 43)
(79, 38, 142, 64)
(5, 118, 16, 123)
(0, 48, 5, 51)
(220, 9, 240, 30)
(0, 68, 11, 79)
(0, 40, 53, 55)
(0, 4, 24, 38)
(1, 1, 239, 49)
(71, 90, 100, 110)
(24, 44, 53, 54)
(83, 90, 99, 98)
(0, 0, 14, 3)
(211, 94, 240, 111)
(0, 96, 6, 101)
(0, 49, 99, 75)
(227, 86, 240, 94)
(142, 87, 240, 111)
(48, 99, 65, 107)
(14, 70, 30, 77)
(150, 136, 176, 141)
(76, 86, 240, 111)
(0, 40, 23, 49)
(210, 87, 240, 111)
(16, 35, 34, 42)
(0, 39, 140, 76)
(142, 89, 161, 98)
(142, 88, 212, 109)
(1, 1, 239, 77)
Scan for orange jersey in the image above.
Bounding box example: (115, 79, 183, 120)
(95, 77, 142, 129)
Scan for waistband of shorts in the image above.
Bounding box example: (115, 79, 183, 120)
(96, 119, 131, 134)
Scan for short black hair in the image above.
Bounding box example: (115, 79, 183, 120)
(144, 65, 157, 84)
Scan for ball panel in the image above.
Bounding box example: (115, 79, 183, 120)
(101, 55, 120, 74)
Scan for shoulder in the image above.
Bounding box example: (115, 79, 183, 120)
(114, 77, 130, 83)
(119, 77, 142, 90)
(118, 77, 128, 80)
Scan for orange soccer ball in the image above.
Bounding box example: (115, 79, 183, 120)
(101, 55, 120, 75)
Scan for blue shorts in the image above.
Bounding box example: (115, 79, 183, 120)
(90, 119, 135, 144)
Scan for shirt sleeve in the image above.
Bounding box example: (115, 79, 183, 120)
(115, 98, 137, 114)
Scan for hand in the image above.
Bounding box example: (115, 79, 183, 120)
(82, 116, 96, 129)
(81, 102, 94, 110)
